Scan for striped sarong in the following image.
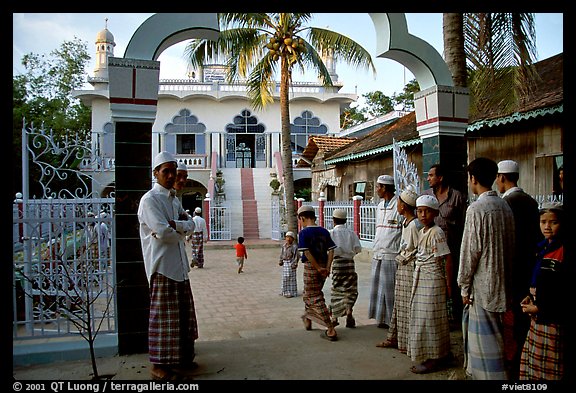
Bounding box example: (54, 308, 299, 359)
(519, 319, 565, 380)
(281, 259, 298, 297)
(302, 262, 332, 328)
(149, 273, 198, 365)
(462, 303, 508, 380)
(190, 232, 204, 267)
(407, 263, 451, 363)
(387, 261, 414, 353)
(368, 256, 396, 325)
(329, 258, 358, 318)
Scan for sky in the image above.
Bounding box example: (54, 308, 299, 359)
(13, 13, 563, 106)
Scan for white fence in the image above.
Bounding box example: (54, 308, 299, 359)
(13, 198, 116, 339)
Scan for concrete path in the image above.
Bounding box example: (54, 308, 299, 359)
(13, 240, 467, 381)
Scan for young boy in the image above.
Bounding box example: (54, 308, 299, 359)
(407, 194, 452, 374)
(234, 236, 247, 274)
(297, 205, 338, 341)
(329, 209, 362, 328)
(377, 186, 420, 353)
(279, 231, 299, 297)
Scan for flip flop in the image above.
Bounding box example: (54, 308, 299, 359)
(410, 359, 437, 374)
(320, 330, 338, 341)
(150, 368, 179, 381)
(376, 338, 397, 348)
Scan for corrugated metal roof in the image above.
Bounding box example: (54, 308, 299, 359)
(467, 104, 563, 132)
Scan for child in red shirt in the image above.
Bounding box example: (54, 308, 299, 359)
(234, 236, 248, 274)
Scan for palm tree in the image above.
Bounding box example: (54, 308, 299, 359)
(184, 13, 375, 234)
(443, 13, 539, 118)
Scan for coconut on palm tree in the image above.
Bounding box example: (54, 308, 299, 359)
(184, 13, 375, 234)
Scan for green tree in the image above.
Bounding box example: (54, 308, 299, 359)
(13, 37, 92, 198)
(184, 13, 375, 234)
(340, 105, 367, 129)
(361, 91, 394, 118)
(391, 78, 420, 111)
(443, 13, 538, 117)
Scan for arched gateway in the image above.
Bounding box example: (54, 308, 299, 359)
(110, 13, 468, 354)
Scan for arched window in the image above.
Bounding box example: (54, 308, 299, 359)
(165, 109, 207, 154)
(290, 110, 328, 154)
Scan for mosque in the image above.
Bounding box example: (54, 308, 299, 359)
(73, 22, 358, 240)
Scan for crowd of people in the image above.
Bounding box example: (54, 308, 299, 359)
(137, 151, 567, 381)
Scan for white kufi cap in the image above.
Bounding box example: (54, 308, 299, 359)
(177, 162, 188, 171)
(297, 205, 315, 215)
(195, 207, 202, 214)
(399, 188, 418, 207)
(416, 194, 440, 210)
(377, 175, 395, 185)
(497, 160, 519, 174)
(153, 151, 177, 170)
(285, 231, 296, 239)
(332, 208, 347, 219)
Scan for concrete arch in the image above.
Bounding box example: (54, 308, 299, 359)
(369, 13, 453, 90)
(124, 13, 220, 61)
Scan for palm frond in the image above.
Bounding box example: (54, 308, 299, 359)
(307, 27, 376, 75)
(246, 55, 277, 110)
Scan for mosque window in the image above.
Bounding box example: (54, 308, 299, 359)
(165, 109, 207, 155)
(290, 110, 327, 154)
(225, 109, 265, 133)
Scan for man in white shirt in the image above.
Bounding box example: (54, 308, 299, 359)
(189, 207, 208, 268)
(138, 151, 197, 381)
(368, 174, 403, 329)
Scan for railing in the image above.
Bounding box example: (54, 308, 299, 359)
(176, 154, 207, 169)
(158, 79, 343, 94)
(209, 203, 231, 241)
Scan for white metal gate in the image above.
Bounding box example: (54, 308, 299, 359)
(14, 121, 117, 340)
(209, 203, 231, 240)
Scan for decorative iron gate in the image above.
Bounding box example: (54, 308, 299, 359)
(14, 122, 116, 340)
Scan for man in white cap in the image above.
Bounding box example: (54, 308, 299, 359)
(189, 207, 208, 268)
(496, 159, 540, 379)
(138, 151, 198, 380)
(368, 174, 403, 329)
(329, 208, 362, 328)
(458, 157, 515, 380)
(174, 161, 189, 195)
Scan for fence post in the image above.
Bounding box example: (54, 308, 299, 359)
(353, 195, 363, 237)
(296, 198, 304, 232)
(204, 193, 211, 240)
(318, 192, 326, 228)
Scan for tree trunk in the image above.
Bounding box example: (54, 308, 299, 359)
(443, 13, 467, 87)
(280, 57, 298, 234)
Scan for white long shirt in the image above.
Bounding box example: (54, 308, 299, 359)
(192, 215, 208, 241)
(330, 224, 362, 260)
(138, 183, 195, 283)
(372, 196, 404, 259)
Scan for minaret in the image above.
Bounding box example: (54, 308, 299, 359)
(319, 46, 338, 83)
(94, 18, 116, 79)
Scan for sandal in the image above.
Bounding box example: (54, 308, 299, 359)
(320, 330, 338, 341)
(410, 359, 438, 374)
(376, 338, 397, 348)
(301, 315, 312, 331)
(150, 368, 179, 381)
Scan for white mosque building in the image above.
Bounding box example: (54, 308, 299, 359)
(73, 23, 357, 240)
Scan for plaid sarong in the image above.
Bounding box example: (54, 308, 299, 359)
(519, 319, 565, 380)
(387, 261, 414, 353)
(329, 258, 358, 318)
(149, 273, 198, 365)
(189, 232, 204, 267)
(462, 303, 508, 380)
(368, 257, 396, 325)
(281, 260, 298, 297)
(302, 262, 332, 328)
